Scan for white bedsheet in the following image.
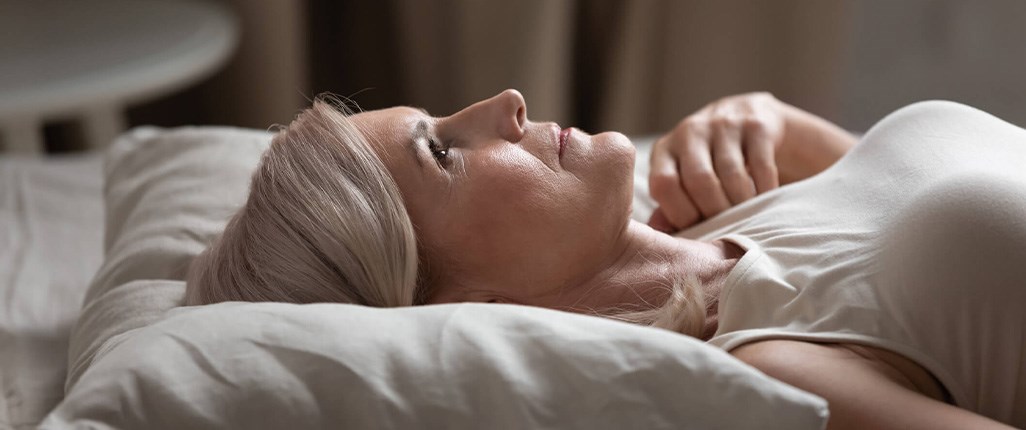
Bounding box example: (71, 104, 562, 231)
(0, 153, 105, 430)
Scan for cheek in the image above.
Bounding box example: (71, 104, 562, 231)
(430, 142, 634, 274)
(465, 158, 563, 230)
(459, 141, 634, 240)
(447, 155, 567, 251)
(411, 154, 559, 269)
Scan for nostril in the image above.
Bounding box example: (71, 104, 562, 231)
(516, 106, 526, 129)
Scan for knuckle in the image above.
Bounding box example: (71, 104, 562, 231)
(682, 168, 718, 188)
(653, 135, 672, 152)
(747, 156, 777, 172)
(749, 157, 776, 171)
(711, 116, 741, 129)
(747, 91, 775, 103)
(648, 171, 680, 198)
(680, 116, 708, 131)
(657, 131, 685, 150)
(718, 163, 742, 180)
(714, 159, 742, 176)
(742, 116, 766, 130)
(719, 164, 748, 182)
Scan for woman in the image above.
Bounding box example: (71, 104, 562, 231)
(186, 89, 1025, 429)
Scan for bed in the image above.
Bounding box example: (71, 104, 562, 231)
(1, 152, 104, 429)
(0, 127, 829, 429)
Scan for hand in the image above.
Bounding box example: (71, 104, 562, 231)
(648, 92, 786, 232)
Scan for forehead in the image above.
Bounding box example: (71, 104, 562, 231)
(350, 106, 423, 139)
(350, 105, 423, 156)
(349, 106, 428, 187)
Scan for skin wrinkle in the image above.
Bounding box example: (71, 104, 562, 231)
(349, 90, 737, 336)
(570, 229, 644, 308)
(599, 245, 679, 314)
(558, 230, 637, 311)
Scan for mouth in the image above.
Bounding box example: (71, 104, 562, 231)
(558, 127, 572, 158)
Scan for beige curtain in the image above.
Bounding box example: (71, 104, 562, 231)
(393, 0, 576, 125)
(840, 0, 1026, 130)
(586, 1, 849, 134)
(348, 1, 850, 135)
(138, 0, 1025, 136)
(205, 0, 310, 128)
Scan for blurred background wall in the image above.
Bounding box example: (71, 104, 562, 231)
(127, 0, 1026, 141)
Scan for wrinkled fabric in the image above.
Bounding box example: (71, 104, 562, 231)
(687, 101, 1026, 428)
(43, 127, 827, 429)
(65, 126, 272, 390)
(0, 153, 104, 430)
(45, 301, 829, 430)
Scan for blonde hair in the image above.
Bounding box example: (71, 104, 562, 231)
(185, 97, 707, 337)
(185, 98, 421, 307)
(598, 274, 708, 338)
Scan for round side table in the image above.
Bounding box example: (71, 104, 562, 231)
(0, 0, 238, 154)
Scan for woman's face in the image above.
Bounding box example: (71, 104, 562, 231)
(349, 89, 636, 307)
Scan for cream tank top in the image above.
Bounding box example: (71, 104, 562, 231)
(678, 101, 1026, 427)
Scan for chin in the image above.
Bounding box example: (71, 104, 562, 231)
(594, 131, 636, 173)
(588, 130, 635, 217)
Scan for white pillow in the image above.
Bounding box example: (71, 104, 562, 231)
(65, 126, 272, 390)
(50, 126, 828, 429)
(630, 135, 658, 223)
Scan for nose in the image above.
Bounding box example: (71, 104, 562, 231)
(453, 89, 528, 142)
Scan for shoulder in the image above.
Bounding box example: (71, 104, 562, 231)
(731, 339, 847, 364)
(731, 340, 911, 390)
(730, 340, 940, 406)
(730, 340, 851, 382)
(731, 340, 1013, 430)
(729, 341, 890, 430)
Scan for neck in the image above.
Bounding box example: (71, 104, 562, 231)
(566, 220, 742, 340)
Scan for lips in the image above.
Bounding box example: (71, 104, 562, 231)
(558, 127, 572, 158)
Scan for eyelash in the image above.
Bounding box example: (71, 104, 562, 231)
(427, 138, 451, 166)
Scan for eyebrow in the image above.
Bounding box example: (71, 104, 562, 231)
(407, 119, 430, 170)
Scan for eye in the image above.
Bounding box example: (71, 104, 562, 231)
(426, 138, 451, 167)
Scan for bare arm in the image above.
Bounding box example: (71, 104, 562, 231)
(775, 102, 858, 185)
(733, 341, 1017, 430)
(647, 92, 859, 232)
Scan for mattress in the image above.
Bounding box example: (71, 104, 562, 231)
(0, 153, 105, 430)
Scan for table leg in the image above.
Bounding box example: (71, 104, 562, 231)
(82, 105, 127, 149)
